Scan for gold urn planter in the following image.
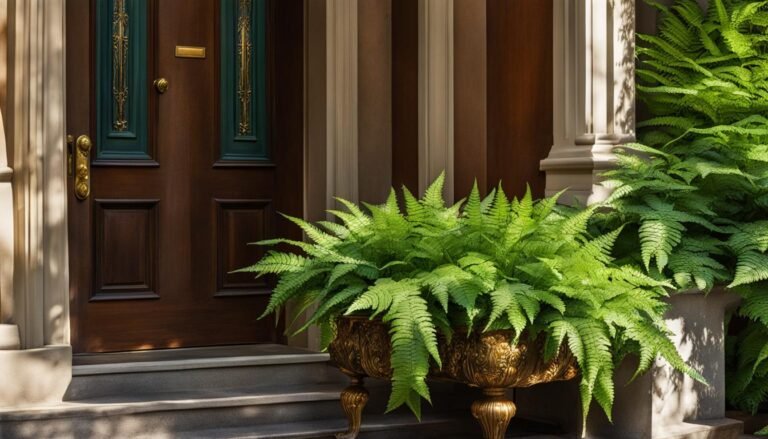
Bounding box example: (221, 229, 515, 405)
(328, 316, 579, 439)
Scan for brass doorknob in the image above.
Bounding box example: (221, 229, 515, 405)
(153, 78, 169, 94)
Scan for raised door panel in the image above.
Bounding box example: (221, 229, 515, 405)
(93, 199, 159, 301)
(215, 199, 273, 296)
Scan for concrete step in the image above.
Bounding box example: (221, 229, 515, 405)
(168, 411, 470, 438)
(148, 411, 567, 439)
(0, 383, 345, 439)
(67, 344, 345, 400)
(0, 344, 571, 439)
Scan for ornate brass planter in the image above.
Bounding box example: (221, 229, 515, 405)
(328, 316, 578, 439)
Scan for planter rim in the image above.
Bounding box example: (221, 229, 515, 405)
(337, 314, 526, 338)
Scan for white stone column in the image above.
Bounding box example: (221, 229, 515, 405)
(0, 0, 71, 408)
(418, 0, 454, 201)
(9, 0, 70, 349)
(0, 107, 17, 350)
(0, 109, 12, 319)
(541, 0, 635, 204)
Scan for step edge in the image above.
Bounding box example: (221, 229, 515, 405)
(0, 388, 342, 422)
(181, 412, 471, 438)
(73, 353, 331, 376)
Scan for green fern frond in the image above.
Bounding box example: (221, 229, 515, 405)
(236, 251, 308, 275)
(423, 171, 446, 209)
(260, 267, 328, 319)
(384, 288, 440, 414)
(730, 251, 768, 287)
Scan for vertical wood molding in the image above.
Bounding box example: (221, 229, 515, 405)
(7, 0, 69, 347)
(453, 0, 486, 198)
(541, 0, 635, 203)
(418, 0, 453, 201)
(326, 0, 358, 205)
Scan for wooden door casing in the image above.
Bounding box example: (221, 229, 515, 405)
(66, 0, 304, 353)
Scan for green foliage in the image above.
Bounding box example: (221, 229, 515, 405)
(602, 0, 768, 291)
(599, 0, 768, 413)
(243, 174, 700, 426)
(726, 314, 768, 414)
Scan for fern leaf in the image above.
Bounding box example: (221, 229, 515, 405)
(730, 251, 768, 287)
(236, 252, 308, 275)
(423, 171, 446, 209)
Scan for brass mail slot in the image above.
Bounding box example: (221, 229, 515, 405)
(175, 46, 206, 59)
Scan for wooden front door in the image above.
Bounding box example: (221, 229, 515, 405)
(66, 0, 304, 353)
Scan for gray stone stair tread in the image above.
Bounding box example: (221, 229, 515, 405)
(0, 383, 344, 421)
(172, 411, 468, 438)
(174, 412, 568, 439)
(73, 344, 329, 375)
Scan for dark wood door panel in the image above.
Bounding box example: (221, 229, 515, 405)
(93, 199, 159, 301)
(214, 199, 273, 297)
(67, 0, 304, 353)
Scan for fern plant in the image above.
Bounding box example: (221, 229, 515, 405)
(242, 173, 701, 426)
(598, 0, 768, 415)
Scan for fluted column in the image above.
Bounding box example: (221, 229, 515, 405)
(5, 0, 69, 348)
(541, 0, 635, 204)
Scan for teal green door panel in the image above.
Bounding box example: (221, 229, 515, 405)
(96, 0, 151, 162)
(220, 0, 268, 163)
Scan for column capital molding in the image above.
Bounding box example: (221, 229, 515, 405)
(543, 0, 636, 203)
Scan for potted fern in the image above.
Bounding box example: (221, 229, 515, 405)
(595, 0, 768, 432)
(243, 174, 700, 439)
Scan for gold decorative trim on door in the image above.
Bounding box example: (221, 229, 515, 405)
(237, 0, 253, 136)
(112, 0, 129, 132)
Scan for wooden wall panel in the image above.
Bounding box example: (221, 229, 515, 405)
(358, 0, 393, 203)
(454, 0, 487, 199)
(214, 200, 272, 297)
(93, 200, 158, 301)
(391, 0, 419, 194)
(486, 0, 553, 199)
(270, 0, 304, 245)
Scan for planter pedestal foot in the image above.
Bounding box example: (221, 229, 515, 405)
(336, 376, 369, 439)
(471, 388, 517, 439)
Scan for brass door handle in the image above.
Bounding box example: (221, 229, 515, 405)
(154, 77, 169, 94)
(74, 135, 92, 200)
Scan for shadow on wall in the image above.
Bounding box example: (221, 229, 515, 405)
(617, 0, 635, 135)
(653, 291, 739, 424)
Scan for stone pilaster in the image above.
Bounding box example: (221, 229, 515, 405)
(0, 108, 12, 329)
(0, 0, 71, 408)
(541, 0, 635, 204)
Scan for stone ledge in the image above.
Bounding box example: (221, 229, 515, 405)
(0, 324, 20, 350)
(653, 418, 744, 439)
(0, 345, 71, 409)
